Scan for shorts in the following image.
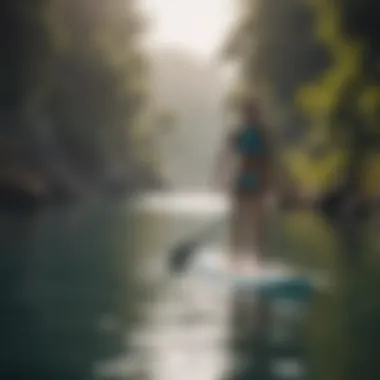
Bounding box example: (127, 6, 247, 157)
(235, 172, 261, 195)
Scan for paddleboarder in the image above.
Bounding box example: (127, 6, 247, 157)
(215, 100, 274, 270)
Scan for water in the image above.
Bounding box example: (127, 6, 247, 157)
(0, 192, 378, 380)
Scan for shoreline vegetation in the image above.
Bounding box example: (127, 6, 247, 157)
(0, 0, 166, 211)
(221, 0, 380, 227)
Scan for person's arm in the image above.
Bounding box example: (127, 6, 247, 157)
(260, 125, 276, 192)
(212, 131, 236, 191)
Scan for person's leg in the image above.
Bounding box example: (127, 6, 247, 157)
(230, 194, 263, 271)
(250, 192, 268, 263)
(229, 193, 249, 269)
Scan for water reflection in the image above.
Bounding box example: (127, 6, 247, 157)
(0, 201, 145, 379)
(0, 193, 378, 380)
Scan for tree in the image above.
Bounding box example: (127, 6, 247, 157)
(222, 0, 331, 194)
(297, 0, 380, 199)
(0, 0, 164, 202)
(222, 0, 380, 197)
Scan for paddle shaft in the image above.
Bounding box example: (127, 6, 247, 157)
(169, 219, 225, 272)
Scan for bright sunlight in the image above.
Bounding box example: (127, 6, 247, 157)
(141, 0, 233, 58)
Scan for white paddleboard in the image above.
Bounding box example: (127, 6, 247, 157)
(190, 245, 316, 301)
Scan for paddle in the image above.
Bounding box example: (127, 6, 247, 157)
(168, 219, 224, 273)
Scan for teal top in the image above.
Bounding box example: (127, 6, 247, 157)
(235, 124, 263, 157)
(233, 124, 264, 190)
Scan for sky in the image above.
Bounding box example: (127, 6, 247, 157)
(140, 0, 234, 59)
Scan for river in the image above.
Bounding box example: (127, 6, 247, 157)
(0, 192, 378, 380)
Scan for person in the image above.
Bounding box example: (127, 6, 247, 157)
(215, 100, 274, 270)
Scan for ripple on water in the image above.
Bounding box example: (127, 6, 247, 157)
(133, 191, 230, 215)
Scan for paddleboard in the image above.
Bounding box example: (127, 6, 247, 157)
(190, 246, 317, 302)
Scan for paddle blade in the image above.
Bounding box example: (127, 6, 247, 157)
(168, 241, 198, 273)
(168, 220, 223, 274)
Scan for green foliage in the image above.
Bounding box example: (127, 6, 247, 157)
(225, 1, 380, 379)
(224, 0, 380, 195)
(222, 0, 331, 193)
(0, 0, 163, 198)
(297, 0, 380, 195)
(0, 0, 56, 112)
(50, 0, 155, 183)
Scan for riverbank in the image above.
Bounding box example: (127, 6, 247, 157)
(0, 168, 165, 212)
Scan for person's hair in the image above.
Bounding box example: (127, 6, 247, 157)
(240, 99, 260, 119)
